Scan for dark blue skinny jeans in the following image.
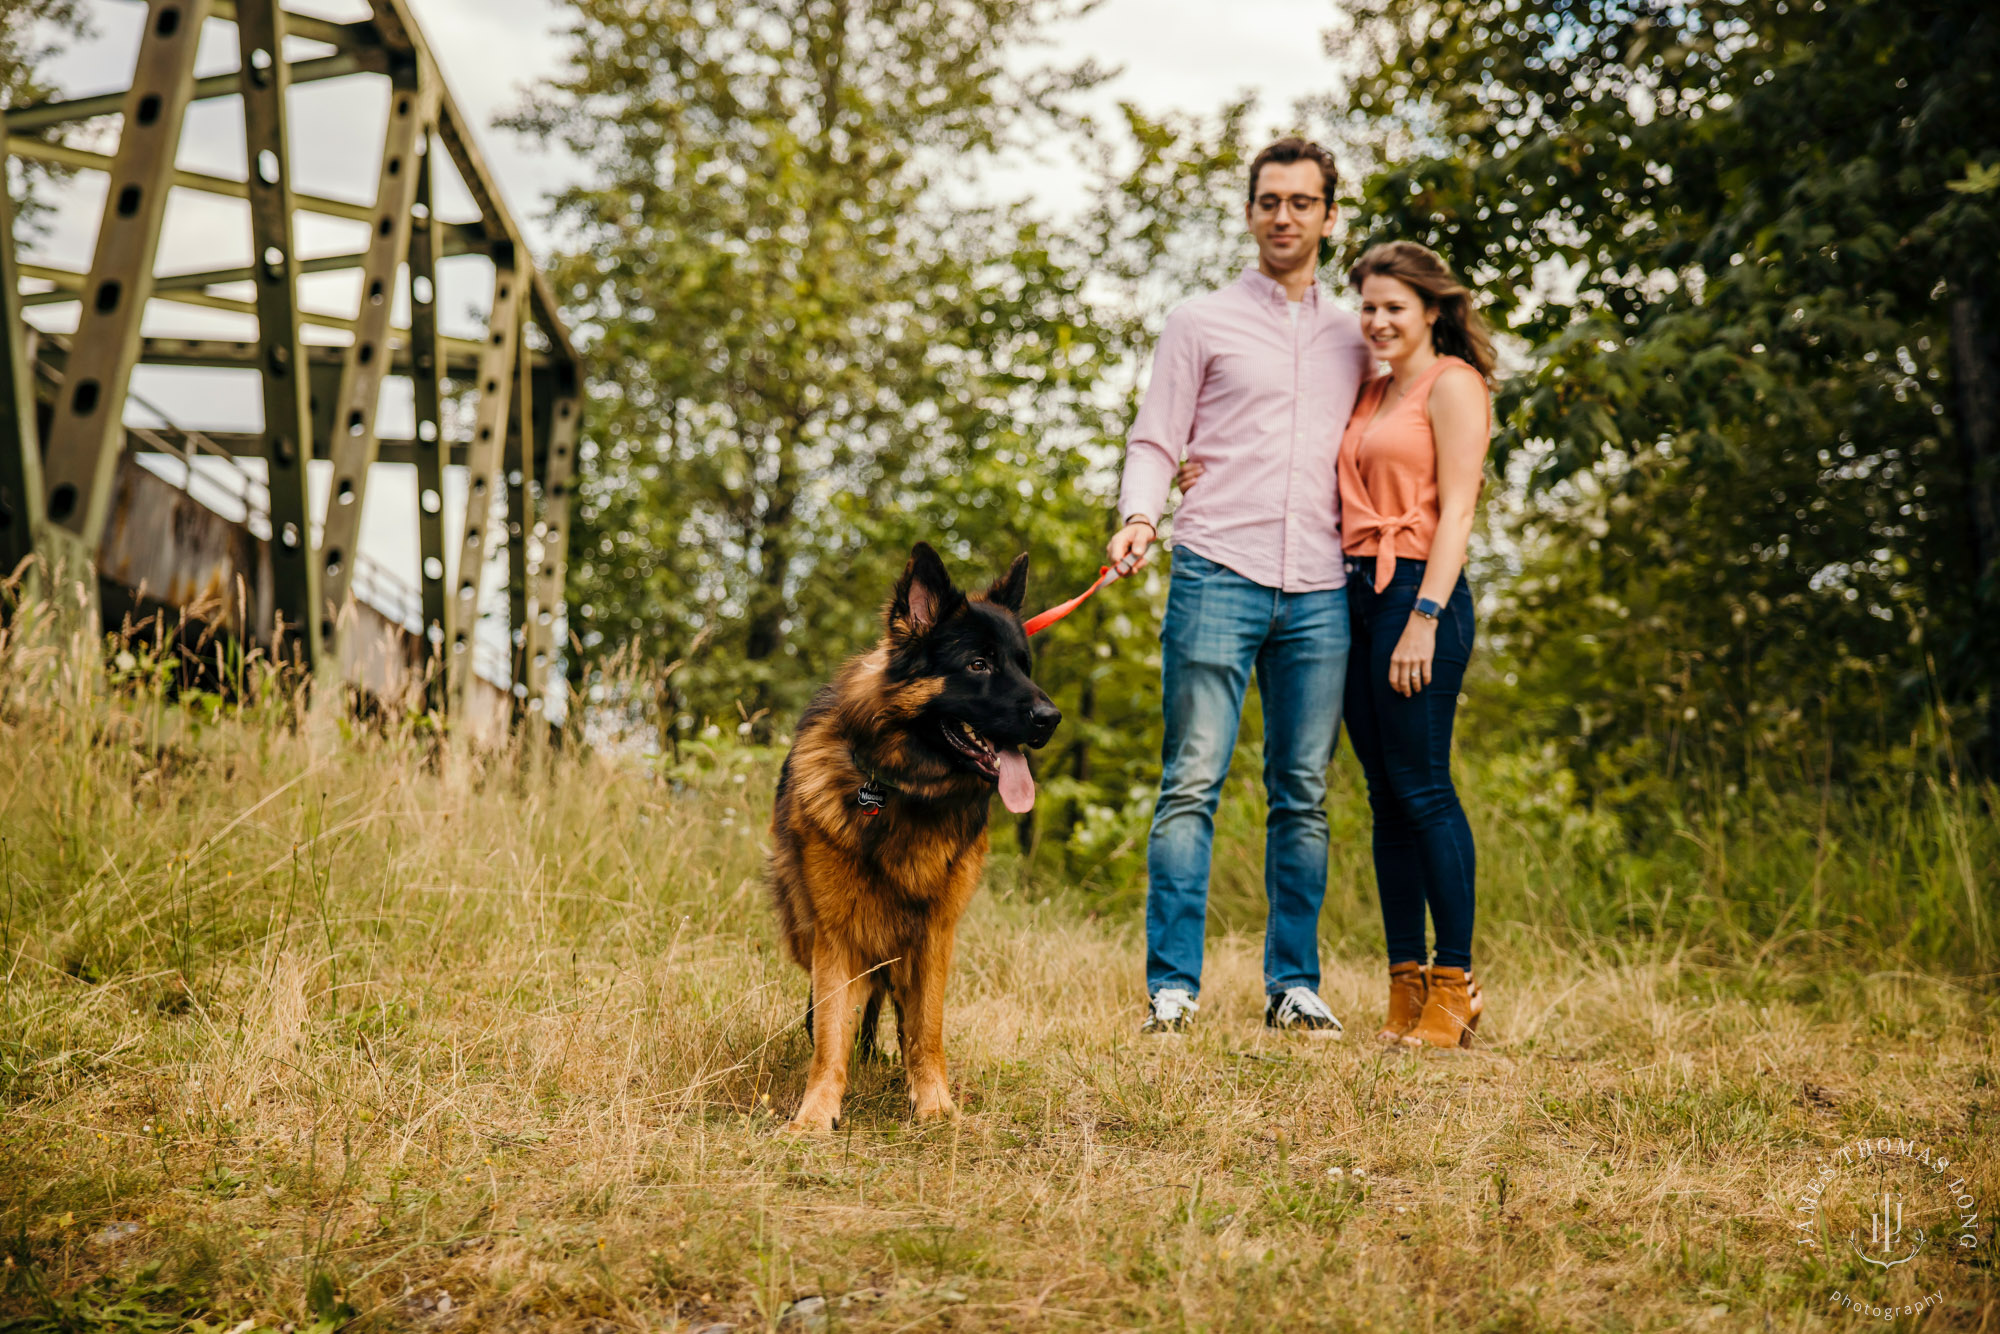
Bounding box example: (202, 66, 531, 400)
(1342, 555, 1477, 972)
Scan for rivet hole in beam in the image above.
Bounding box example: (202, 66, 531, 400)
(237, 0, 323, 673)
(2, 48, 383, 135)
(448, 263, 521, 711)
(523, 391, 579, 706)
(315, 69, 439, 652)
(9, 0, 581, 710)
(39, 0, 215, 557)
(18, 261, 511, 368)
(3, 0, 577, 384)
(355, 0, 577, 377)
(503, 301, 534, 711)
(3, 135, 492, 242)
(407, 138, 452, 685)
(17, 227, 482, 304)
(22, 259, 363, 331)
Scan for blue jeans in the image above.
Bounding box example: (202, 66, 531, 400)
(1342, 555, 1477, 971)
(1146, 546, 1350, 998)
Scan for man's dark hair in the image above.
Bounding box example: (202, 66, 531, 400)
(1247, 137, 1339, 207)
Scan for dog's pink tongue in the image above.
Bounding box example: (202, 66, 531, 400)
(995, 748, 1036, 814)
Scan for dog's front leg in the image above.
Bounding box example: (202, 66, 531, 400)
(786, 945, 861, 1133)
(899, 928, 958, 1122)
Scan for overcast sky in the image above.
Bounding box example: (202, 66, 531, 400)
(15, 0, 1351, 662)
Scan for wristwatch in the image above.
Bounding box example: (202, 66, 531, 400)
(1413, 597, 1443, 621)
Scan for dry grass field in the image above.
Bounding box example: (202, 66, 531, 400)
(1, 634, 1995, 1332)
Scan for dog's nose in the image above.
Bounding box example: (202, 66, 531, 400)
(1028, 698, 1062, 746)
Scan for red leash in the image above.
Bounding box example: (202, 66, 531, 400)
(1022, 564, 1125, 636)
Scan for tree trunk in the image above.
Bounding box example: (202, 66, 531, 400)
(742, 431, 799, 739)
(743, 525, 790, 663)
(1065, 669, 1095, 839)
(744, 424, 800, 666)
(1950, 286, 2000, 773)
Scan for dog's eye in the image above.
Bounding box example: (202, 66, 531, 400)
(967, 658, 991, 675)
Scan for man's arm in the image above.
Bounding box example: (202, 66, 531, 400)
(1109, 307, 1202, 572)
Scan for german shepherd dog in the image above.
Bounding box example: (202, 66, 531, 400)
(768, 543, 1061, 1132)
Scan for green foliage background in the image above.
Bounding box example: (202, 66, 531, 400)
(1342, 0, 2000, 814)
(496, 0, 1999, 961)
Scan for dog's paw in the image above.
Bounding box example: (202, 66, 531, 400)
(779, 1113, 837, 1135)
(908, 1087, 957, 1122)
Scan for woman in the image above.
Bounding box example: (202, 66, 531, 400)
(1338, 241, 1493, 1049)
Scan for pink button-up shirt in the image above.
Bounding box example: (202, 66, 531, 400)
(1118, 268, 1373, 592)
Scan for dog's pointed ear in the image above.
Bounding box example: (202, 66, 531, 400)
(890, 542, 962, 635)
(986, 553, 1029, 614)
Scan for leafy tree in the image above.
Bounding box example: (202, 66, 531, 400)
(852, 105, 1255, 857)
(514, 0, 1454, 873)
(2, 0, 91, 227)
(1343, 0, 2000, 797)
(510, 2, 1291, 874)
(503, 0, 1101, 727)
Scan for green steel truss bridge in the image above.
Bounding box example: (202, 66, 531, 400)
(2, 0, 583, 732)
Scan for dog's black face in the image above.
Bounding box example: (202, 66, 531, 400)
(886, 543, 1061, 813)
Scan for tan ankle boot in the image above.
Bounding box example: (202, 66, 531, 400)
(1375, 962, 1428, 1043)
(1401, 966, 1482, 1049)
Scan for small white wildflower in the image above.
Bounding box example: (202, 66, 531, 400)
(1326, 1167, 1343, 1179)
(1352, 1168, 1367, 1178)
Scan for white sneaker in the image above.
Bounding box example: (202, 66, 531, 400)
(1141, 987, 1198, 1034)
(1266, 986, 1344, 1036)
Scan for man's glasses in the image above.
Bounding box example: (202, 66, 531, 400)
(1253, 193, 1327, 217)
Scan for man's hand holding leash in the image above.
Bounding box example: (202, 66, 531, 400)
(1108, 460, 1206, 575)
(1107, 515, 1156, 577)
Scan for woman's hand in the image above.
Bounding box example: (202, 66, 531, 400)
(1388, 615, 1438, 697)
(1175, 460, 1205, 492)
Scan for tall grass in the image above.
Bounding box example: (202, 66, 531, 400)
(0, 602, 1994, 1331)
(1043, 703, 1997, 982)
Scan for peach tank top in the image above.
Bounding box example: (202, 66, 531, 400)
(1338, 355, 1486, 593)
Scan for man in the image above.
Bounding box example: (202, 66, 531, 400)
(1108, 137, 1373, 1036)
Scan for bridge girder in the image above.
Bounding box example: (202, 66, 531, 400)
(3, 0, 583, 732)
